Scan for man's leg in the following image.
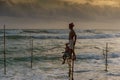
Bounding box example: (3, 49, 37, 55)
(73, 50, 76, 60)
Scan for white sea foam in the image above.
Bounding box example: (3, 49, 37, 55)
(1, 29, 120, 39)
(0, 29, 120, 80)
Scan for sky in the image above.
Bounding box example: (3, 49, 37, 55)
(0, 0, 120, 29)
(64, 0, 120, 7)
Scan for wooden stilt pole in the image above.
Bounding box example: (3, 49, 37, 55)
(71, 55, 74, 80)
(3, 25, 6, 75)
(68, 54, 74, 80)
(67, 59, 71, 80)
(105, 43, 108, 72)
(30, 35, 33, 69)
(68, 59, 71, 80)
(31, 39, 33, 68)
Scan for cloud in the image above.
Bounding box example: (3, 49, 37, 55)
(1, 0, 120, 29)
(64, 0, 120, 7)
(0, 0, 120, 21)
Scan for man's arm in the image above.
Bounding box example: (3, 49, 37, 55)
(74, 33, 77, 45)
(69, 32, 71, 40)
(73, 30, 77, 45)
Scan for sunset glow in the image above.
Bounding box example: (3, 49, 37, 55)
(64, 0, 120, 7)
(1, 0, 120, 29)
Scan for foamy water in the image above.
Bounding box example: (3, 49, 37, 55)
(0, 29, 120, 80)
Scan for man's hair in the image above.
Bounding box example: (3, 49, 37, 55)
(69, 22, 74, 28)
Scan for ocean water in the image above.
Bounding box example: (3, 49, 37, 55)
(0, 29, 120, 80)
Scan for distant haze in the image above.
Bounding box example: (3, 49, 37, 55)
(0, 0, 120, 29)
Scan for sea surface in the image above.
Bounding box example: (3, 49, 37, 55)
(0, 29, 120, 80)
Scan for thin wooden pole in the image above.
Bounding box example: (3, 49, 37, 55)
(30, 35, 33, 69)
(3, 25, 6, 75)
(68, 59, 72, 80)
(68, 54, 74, 80)
(71, 55, 74, 80)
(68, 59, 71, 80)
(105, 43, 108, 72)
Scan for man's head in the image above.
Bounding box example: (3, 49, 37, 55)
(69, 22, 74, 30)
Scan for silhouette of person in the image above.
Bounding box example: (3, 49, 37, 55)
(68, 22, 77, 60)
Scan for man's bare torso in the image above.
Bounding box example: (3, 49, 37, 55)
(69, 30, 76, 40)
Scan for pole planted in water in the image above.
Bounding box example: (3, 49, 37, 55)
(71, 55, 74, 80)
(105, 43, 108, 72)
(3, 24, 6, 75)
(30, 35, 33, 69)
(68, 54, 74, 80)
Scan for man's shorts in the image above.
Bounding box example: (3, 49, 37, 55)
(69, 40, 74, 50)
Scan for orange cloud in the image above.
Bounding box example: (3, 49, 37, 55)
(63, 0, 120, 7)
